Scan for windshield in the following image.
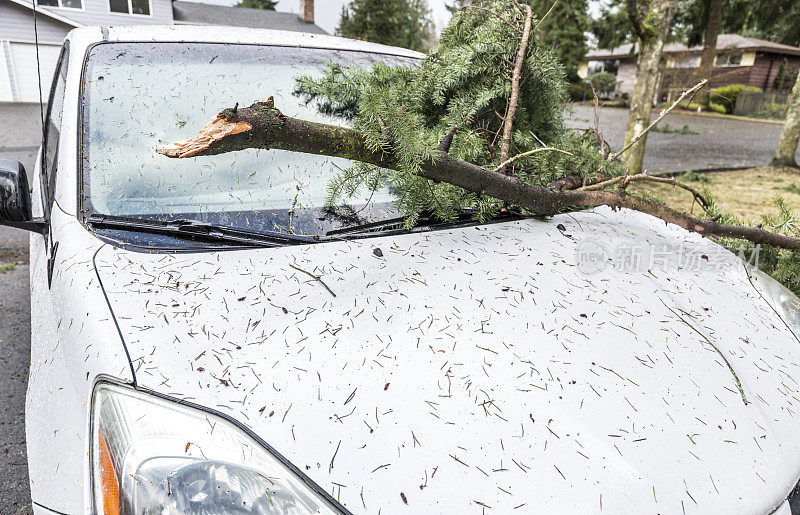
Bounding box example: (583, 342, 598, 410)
(80, 42, 418, 245)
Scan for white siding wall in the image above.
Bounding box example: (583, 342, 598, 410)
(616, 61, 637, 96)
(0, 0, 73, 43)
(1, 0, 71, 102)
(38, 0, 173, 26)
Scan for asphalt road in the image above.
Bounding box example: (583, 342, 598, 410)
(0, 102, 797, 511)
(567, 104, 798, 173)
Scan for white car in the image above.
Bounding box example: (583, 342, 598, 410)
(2, 25, 800, 515)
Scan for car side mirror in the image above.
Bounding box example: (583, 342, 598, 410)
(0, 159, 46, 234)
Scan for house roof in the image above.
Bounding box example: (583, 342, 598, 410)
(172, 1, 327, 34)
(587, 34, 800, 60)
(6, 0, 81, 27)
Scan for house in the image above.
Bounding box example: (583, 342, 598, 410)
(581, 34, 800, 100)
(0, 0, 323, 102)
(172, 1, 325, 33)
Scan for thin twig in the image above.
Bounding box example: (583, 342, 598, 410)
(463, 5, 523, 33)
(533, 0, 560, 33)
(492, 147, 575, 173)
(289, 264, 336, 297)
(587, 81, 607, 157)
(610, 80, 707, 162)
(498, 3, 533, 175)
(578, 173, 710, 213)
(665, 304, 748, 405)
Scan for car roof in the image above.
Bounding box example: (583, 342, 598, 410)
(67, 25, 426, 60)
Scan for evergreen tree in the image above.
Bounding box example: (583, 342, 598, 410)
(591, 0, 634, 49)
(678, 0, 799, 47)
(336, 0, 434, 52)
(447, 0, 589, 82)
(234, 0, 277, 10)
(593, 0, 800, 51)
(527, 0, 589, 82)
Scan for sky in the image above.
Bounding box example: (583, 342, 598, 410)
(278, 0, 457, 35)
(191, 0, 460, 35)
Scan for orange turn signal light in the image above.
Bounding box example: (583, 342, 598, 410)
(97, 431, 120, 515)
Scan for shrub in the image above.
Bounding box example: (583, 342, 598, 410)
(752, 102, 787, 120)
(707, 101, 726, 114)
(568, 81, 592, 101)
(677, 170, 713, 183)
(664, 100, 703, 111)
(708, 84, 761, 114)
(587, 71, 617, 99)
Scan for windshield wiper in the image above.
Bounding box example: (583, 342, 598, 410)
(87, 214, 320, 247)
(326, 208, 520, 237)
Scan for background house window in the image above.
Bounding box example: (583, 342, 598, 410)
(109, 0, 150, 15)
(37, 0, 82, 9)
(670, 56, 700, 68)
(717, 53, 743, 67)
(587, 59, 620, 76)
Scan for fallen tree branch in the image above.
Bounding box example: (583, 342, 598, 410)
(610, 79, 707, 162)
(157, 100, 800, 250)
(498, 3, 533, 174)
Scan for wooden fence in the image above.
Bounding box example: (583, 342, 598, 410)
(734, 91, 791, 118)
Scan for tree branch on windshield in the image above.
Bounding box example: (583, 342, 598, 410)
(157, 99, 800, 251)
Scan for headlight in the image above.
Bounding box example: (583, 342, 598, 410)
(91, 382, 341, 514)
(748, 267, 800, 335)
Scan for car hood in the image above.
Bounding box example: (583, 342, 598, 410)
(95, 207, 800, 514)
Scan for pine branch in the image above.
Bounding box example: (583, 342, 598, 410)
(157, 100, 800, 251)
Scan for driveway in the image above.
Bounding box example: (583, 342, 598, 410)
(0, 103, 36, 514)
(567, 105, 797, 174)
(0, 225, 30, 515)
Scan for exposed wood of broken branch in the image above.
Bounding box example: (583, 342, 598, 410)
(156, 100, 800, 251)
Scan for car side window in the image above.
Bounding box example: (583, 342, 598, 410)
(41, 42, 69, 215)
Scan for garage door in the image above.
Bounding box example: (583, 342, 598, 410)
(0, 44, 12, 101)
(7, 42, 61, 103)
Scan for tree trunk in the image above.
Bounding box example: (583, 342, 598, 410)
(622, 0, 682, 174)
(772, 68, 800, 168)
(693, 0, 723, 103)
(157, 100, 800, 250)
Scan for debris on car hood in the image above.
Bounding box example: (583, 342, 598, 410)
(95, 207, 800, 513)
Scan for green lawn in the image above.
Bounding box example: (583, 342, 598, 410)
(631, 166, 800, 221)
